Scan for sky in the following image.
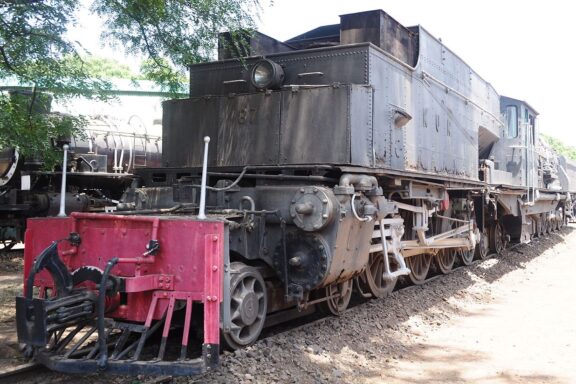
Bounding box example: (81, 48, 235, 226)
(256, 0, 575, 146)
(73, 0, 575, 145)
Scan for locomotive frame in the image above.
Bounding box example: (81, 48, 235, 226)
(15, 9, 575, 376)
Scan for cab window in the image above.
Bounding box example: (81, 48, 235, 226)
(528, 113, 536, 145)
(505, 105, 518, 138)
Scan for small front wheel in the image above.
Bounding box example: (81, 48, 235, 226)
(222, 262, 267, 350)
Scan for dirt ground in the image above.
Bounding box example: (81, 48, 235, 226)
(0, 248, 25, 365)
(1, 227, 575, 384)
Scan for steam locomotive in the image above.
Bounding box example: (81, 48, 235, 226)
(16, 9, 576, 376)
(0, 92, 162, 249)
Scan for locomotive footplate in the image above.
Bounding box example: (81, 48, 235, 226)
(33, 342, 218, 376)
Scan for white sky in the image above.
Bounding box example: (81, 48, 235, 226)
(73, 0, 575, 145)
(257, 0, 575, 146)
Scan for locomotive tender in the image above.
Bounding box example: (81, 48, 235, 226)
(16, 10, 575, 376)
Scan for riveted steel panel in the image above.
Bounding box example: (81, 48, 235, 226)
(217, 92, 281, 166)
(349, 85, 374, 167)
(279, 86, 350, 164)
(162, 98, 220, 168)
(189, 44, 370, 97)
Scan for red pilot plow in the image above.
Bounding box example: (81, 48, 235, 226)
(16, 212, 225, 376)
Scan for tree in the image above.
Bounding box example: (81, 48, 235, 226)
(0, 0, 260, 168)
(542, 134, 576, 161)
(72, 56, 137, 80)
(93, 0, 260, 92)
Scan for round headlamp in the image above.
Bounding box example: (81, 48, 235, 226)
(250, 59, 284, 90)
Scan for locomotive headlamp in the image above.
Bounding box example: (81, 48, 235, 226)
(250, 59, 284, 90)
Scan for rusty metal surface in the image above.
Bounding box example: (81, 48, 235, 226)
(340, 10, 418, 66)
(163, 85, 372, 168)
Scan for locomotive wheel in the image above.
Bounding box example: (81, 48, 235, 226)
(321, 279, 353, 315)
(435, 249, 455, 274)
(222, 262, 267, 350)
(358, 252, 397, 298)
(474, 228, 489, 260)
(538, 218, 545, 237)
(458, 248, 475, 265)
(406, 254, 432, 285)
(489, 222, 505, 255)
(1, 240, 17, 251)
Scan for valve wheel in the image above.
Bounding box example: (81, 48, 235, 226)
(222, 262, 267, 350)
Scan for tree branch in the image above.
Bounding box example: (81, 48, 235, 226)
(0, 45, 17, 73)
(109, 0, 170, 70)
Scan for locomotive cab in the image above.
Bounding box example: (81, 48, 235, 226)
(490, 96, 539, 190)
(482, 96, 567, 242)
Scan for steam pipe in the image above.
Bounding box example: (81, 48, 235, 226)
(198, 136, 210, 220)
(57, 144, 69, 217)
(97, 257, 119, 370)
(119, 149, 124, 173)
(339, 173, 378, 191)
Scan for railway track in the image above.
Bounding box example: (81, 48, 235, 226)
(0, 363, 45, 383)
(0, 362, 173, 384)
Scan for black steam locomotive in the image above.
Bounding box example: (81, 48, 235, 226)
(15, 9, 575, 376)
(0, 92, 162, 249)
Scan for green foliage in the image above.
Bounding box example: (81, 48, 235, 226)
(140, 58, 187, 93)
(0, 0, 260, 167)
(68, 56, 137, 80)
(542, 134, 576, 161)
(92, 0, 260, 94)
(0, 0, 110, 169)
(0, 1, 112, 98)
